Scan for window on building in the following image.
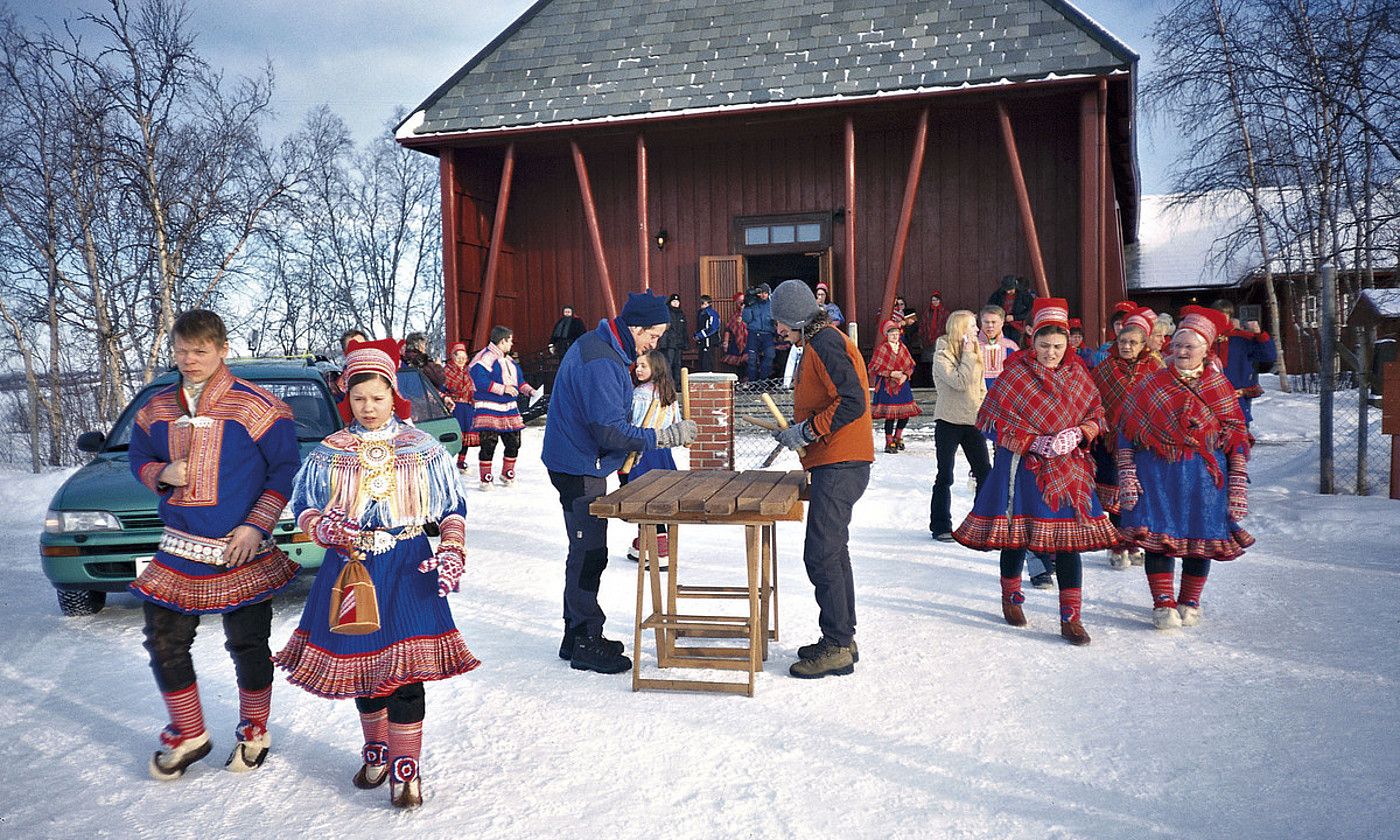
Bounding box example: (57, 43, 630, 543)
(734, 213, 831, 254)
(1301, 293, 1319, 328)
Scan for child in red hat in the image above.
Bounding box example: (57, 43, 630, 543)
(869, 318, 921, 452)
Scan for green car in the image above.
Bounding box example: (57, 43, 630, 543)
(41, 358, 463, 616)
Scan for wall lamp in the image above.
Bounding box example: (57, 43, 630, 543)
(655, 228, 668, 250)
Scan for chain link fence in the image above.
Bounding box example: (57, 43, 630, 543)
(1290, 369, 1391, 495)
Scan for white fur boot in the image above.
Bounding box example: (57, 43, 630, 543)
(1108, 550, 1130, 569)
(150, 731, 212, 781)
(1177, 603, 1202, 627)
(1153, 606, 1183, 630)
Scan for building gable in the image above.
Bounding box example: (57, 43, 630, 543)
(402, 0, 1136, 138)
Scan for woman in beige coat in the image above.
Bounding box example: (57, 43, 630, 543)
(929, 310, 990, 541)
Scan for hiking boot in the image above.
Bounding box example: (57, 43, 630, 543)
(149, 730, 212, 781)
(798, 636, 859, 663)
(1060, 619, 1092, 646)
(788, 639, 855, 678)
(1030, 571, 1055, 589)
(932, 531, 955, 542)
(557, 624, 624, 660)
(570, 633, 632, 674)
(884, 441, 899, 454)
(896, 437, 906, 451)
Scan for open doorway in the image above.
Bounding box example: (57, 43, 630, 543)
(745, 253, 820, 291)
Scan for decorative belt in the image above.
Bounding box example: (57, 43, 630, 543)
(159, 527, 276, 566)
(352, 525, 425, 556)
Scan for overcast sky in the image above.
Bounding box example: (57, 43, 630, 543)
(7, 0, 1180, 192)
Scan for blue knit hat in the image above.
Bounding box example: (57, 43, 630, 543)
(620, 290, 670, 326)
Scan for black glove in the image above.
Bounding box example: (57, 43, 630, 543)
(770, 420, 815, 450)
(655, 419, 699, 448)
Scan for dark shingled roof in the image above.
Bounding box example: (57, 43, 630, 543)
(402, 0, 1137, 137)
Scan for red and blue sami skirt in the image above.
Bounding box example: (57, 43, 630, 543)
(1118, 448, 1254, 560)
(452, 401, 479, 447)
(274, 533, 479, 699)
(954, 447, 1116, 553)
(871, 379, 921, 420)
(131, 545, 298, 615)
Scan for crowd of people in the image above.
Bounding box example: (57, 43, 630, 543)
(121, 279, 1275, 808)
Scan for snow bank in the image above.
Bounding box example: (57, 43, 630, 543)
(0, 390, 1395, 838)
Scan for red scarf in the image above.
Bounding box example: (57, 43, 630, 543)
(1120, 365, 1250, 487)
(977, 352, 1105, 519)
(868, 339, 914, 395)
(1092, 352, 1163, 437)
(723, 312, 748, 356)
(923, 304, 947, 345)
(443, 361, 473, 401)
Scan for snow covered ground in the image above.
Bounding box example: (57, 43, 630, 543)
(2, 378, 1397, 838)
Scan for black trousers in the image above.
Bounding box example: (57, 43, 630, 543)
(999, 549, 1083, 589)
(803, 461, 871, 647)
(697, 341, 717, 373)
(929, 420, 992, 534)
(354, 682, 425, 724)
(142, 599, 273, 694)
(549, 470, 611, 636)
(1145, 553, 1211, 578)
(478, 430, 521, 462)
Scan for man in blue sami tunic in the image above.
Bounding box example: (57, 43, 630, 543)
(128, 309, 300, 780)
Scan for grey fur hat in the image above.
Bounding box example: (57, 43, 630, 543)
(770, 279, 821, 330)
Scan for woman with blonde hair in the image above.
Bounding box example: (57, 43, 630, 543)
(928, 310, 990, 541)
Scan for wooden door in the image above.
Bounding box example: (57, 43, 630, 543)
(817, 247, 834, 299)
(700, 255, 746, 324)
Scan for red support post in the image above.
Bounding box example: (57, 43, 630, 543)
(995, 100, 1051, 299)
(473, 143, 515, 350)
(1079, 88, 1101, 343)
(843, 115, 859, 340)
(636, 133, 650, 290)
(1098, 78, 1114, 343)
(879, 106, 929, 326)
(571, 139, 619, 318)
(439, 149, 460, 343)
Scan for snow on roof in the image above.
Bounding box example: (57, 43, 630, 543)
(1354, 288, 1400, 321)
(1126, 193, 1258, 291)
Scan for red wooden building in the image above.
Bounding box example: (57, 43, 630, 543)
(398, 0, 1141, 355)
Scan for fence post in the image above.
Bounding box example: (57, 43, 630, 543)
(1357, 325, 1374, 495)
(1319, 263, 1336, 494)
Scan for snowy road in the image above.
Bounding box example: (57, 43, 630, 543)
(2, 381, 1396, 838)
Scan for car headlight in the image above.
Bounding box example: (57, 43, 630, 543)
(44, 510, 123, 534)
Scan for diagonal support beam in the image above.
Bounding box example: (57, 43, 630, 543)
(572, 139, 619, 318)
(996, 100, 1051, 299)
(473, 143, 515, 349)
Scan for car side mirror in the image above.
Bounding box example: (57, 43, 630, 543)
(76, 431, 106, 453)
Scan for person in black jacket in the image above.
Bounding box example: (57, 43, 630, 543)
(659, 293, 689, 384)
(694, 295, 720, 372)
(987, 275, 1036, 345)
(549, 306, 587, 358)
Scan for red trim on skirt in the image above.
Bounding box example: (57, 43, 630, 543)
(1118, 525, 1254, 561)
(954, 513, 1117, 553)
(130, 548, 298, 614)
(871, 401, 921, 420)
(274, 629, 481, 699)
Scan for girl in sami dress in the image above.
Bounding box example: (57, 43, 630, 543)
(622, 350, 681, 562)
(1116, 306, 1254, 630)
(720, 293, 749, 375)
(275, 338, 478, 809)
(954, 298, 1117, 646)
(443, 342, 478, 471)
(869, 318, 921, 453)
(470, 326, 537, 490)
(1090, 305, 1162, 568)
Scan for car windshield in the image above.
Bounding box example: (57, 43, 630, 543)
(102, 378, 342, 451)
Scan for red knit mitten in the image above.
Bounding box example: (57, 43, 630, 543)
(1116, 448, 1141, 511)
(419, 546, 466, 596)
(1227, 471, 1249, 522)
(310, 508, 361, 550)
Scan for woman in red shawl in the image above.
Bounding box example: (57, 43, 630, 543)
(442, 342, 478, 471)
(1090, 306, 1163, 568)
(953, 298, 1116, 645)
(720, 293, 749, 376)
(1117, 306, 1253, 630)
(869, 319, 921, 453)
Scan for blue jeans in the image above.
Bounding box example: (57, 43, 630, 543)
(746, 331, 776, 381)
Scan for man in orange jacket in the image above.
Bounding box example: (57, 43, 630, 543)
(768, 279, 875, 678)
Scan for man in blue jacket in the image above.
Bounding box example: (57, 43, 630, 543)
(743, 283, 776, 381)
(543, 290, 699, 674)
(694, 294, 721, 372)
(1212, 299, 1278, 426)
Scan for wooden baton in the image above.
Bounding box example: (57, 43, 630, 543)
(621, 398, 661, 474)
(761, 392, 805, 457)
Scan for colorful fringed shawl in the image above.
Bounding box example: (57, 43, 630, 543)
(721, 311, 748, 366)
(292, 418, 465, 530)
(443, 361, 474, 403)
(977, 352, 1104, 519)
(868, 338, 914, 395)
(1120, 365, 1250, 487)
(1092, 352, 1164, 444)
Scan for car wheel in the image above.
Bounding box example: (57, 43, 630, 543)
(56, 589, 106, 617)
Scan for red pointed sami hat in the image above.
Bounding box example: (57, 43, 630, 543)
(1030, 297, 1070, 334)
(1122, 306, 1157, 337)
(338, 337, 413, 422)
(1113, 300, 1139, 316)
(1176, 305, 1230, 349)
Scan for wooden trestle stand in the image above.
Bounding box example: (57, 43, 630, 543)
(589, 469, 807, 696)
